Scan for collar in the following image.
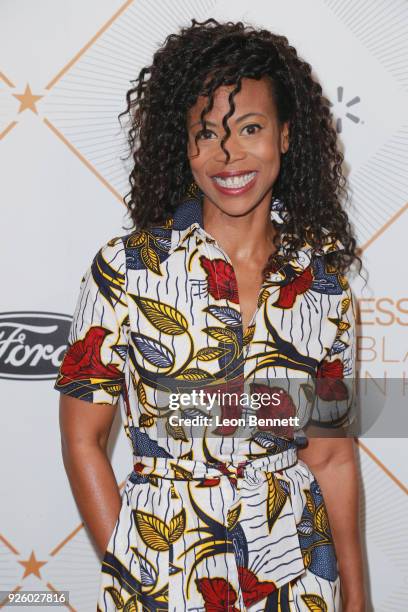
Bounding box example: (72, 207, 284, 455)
(168, 192, 205, 254)
(168, 190, 344, 268)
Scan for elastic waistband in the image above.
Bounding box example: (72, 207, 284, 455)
(130, 448, 298, 482)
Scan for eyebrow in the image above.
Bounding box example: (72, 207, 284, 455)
(188, 112, 267, 129)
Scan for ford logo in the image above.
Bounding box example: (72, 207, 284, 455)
(0, 312, 71, 380)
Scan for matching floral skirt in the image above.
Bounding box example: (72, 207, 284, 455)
(97, 451, 340, 611)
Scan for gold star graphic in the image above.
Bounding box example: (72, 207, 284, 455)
(12, 84, 43, 114)
(18, 551, 47, 579)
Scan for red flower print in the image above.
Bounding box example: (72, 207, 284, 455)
(200, 255, 239, 303)
(238, 567, 277, 607)
(195, 577, 240, 611)
(198, 477, 221, 487)
(212, 462, 241, 489)
(250, 383, 296, 437)
(316, 359, 348, 401)
(133, 462, 146, 473)
(59, 326, 123, 385)
(274, 266, 313, 308)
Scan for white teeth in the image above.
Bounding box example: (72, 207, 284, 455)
(213, 172, 256, 189)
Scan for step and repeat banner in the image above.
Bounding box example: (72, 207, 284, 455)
(1, 1, 407, 610)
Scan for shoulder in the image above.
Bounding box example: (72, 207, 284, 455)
(92, 223, 174, 279)
(85, 234, 133, 307)
(95, 234, 128, 261)
(91, 231, 137, 274)
(309, 251, 351, 299)
(118, 223, 174, 273)
(309, 253, 356, 332)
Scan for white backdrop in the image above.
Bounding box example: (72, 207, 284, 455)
(1, 1, 407, 610)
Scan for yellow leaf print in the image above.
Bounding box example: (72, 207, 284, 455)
(338, 320, 351, 333)
(302, 549, 311, 569)
(314, 503, 330, 535)
(166, 421, 188, 442)
(305, 490, 315, 515)
(139, 413, 155, 427)
(137, 380, 147, 405)
(257, 288, 269, 306)
(227, 505, 241, 530)
(105, 586, 125, 608)
(301, 593, 328, 611)
(341, 297, 351, 314)
(169, 508, 186, 542)
(266, 473, 288, 532)
(195, 347, 228, 361)
(141, 243, 162, 276)
(243, 324, 255, 345)
(133, 296, 188, 335)
(99, 381, 122, 397)
(135, 511, 170, 551)
(128, 230, 147, 248)
(204, 327, 238, 344)
(176, 368, 212, 380)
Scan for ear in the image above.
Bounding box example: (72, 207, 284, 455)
(280, 122, 289, 154)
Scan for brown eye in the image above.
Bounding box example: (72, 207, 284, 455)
(197, 129, 216, 140)
(242, 123, 262, 135)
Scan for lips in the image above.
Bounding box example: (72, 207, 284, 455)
(211, 170, 258, 195)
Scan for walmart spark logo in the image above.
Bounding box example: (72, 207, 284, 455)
(330, 86, 362, 133)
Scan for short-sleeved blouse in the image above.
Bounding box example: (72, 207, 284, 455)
(54, 192, 356, 611)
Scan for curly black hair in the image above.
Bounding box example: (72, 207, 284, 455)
(119, 18, 360, 275)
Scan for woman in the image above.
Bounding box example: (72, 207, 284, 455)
(54, 19, 365, 611)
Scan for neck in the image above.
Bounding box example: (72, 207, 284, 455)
(202, 195, 278, 263)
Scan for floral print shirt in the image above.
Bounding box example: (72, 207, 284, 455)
(54, 192, 356, 610)
(55, 192, 356, 453)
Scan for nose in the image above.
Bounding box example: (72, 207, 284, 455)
(214, 132, 246, 164)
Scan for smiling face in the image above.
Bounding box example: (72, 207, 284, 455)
(186, 76, 289, 218)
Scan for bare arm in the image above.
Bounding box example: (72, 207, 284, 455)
(298, 434, 365, 612)
(59, 395, 122, 557)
